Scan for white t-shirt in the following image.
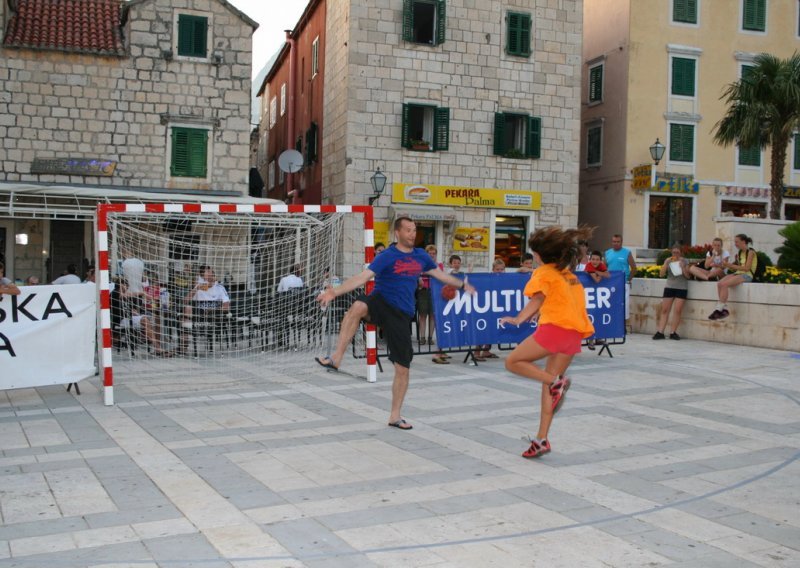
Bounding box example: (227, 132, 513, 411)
(277, 274, 304, 292)
(194, 279, 230, 303)
(122, 257, 145, 293)
(52, 274, 82, 285)
(706, 249, 731, 268)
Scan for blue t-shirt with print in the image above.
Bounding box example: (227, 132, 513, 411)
(369, 244, 437, 316)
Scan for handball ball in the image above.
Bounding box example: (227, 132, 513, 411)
(441, 285, 458, 300)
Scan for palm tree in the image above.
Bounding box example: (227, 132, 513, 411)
(713, 52, 800, 219)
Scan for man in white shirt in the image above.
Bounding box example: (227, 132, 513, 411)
(180, 266, 230, 354)
(121, 254, 145, 294)
(52, 264, 82, 285)
(277, 264, 304, 292)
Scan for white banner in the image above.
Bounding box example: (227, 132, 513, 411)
(0, 284, 96, 390)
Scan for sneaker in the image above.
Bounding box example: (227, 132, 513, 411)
(708, 310, 721, 320)
(652, 331, 665, 340)
(522, 438, 551, 459)
(669, 332, 681, 340)
(549, 376, 571, 413)
(717, 309, 730, 320)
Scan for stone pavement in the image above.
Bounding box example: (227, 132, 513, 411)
(0, 334, 798, 567)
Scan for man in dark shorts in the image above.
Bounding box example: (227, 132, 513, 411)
(316, 217, 476, 430)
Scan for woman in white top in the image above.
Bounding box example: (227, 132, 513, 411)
(689, 238, 730, 281)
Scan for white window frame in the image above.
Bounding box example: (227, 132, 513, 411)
(670, 0, 701, 27)
(739, 0, 767, 35)
(269, 96, 277, 129)
(280, 84, 286, 117)
(666, 121, 697, 169)
(311, 36, 320, 79)
(172, 10, 213, 62)
(669, 53, 699, 100)
(165, 122, 213, 182)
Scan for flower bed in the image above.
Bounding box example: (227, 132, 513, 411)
(634, 264, 800, 284)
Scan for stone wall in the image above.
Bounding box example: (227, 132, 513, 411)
(630, 278, 800, 351)
(0, 0, 253, 194)
(715, 217, 793, 263)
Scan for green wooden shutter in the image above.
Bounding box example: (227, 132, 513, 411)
(177, 15, 208, 57)
(794, 134, 800, 170)
(402, 0, 413, 42)
(743, 0, 766, 31)
(401, 103, 410, 148)
(587, 126, 601, 165)
(669, 124, 694, 162)
(589, 65, 603, 102)
(433, 107, 449, 151)
(171, 128, 189, 176)
(738, 144, 760, 166)
(673, 0, 697, 24)
(671, 57, 695, 96)
(527, 116, 541, 159)
(519, 13, 531, 56)
(187, 129, 208, 177)
(435, 0, 446, 45)
(493, 113, 506, 156)
(506, 12, 531, 57)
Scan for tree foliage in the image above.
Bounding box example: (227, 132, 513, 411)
(775, 221, 800, 272)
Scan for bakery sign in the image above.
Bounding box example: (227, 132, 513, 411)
(453, 227, 489, 251)
(392, 183, 541, 210)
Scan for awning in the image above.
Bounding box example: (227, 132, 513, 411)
(389, 204, 457, 222)
(0, 182, 283, 220)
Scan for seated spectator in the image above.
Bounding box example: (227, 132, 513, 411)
(517, 253, 535, 273)
(83, 266, 96, 283)
(24, 275, 40, 286)
(277, 264, 304, 292)
(52, 264, 81, 284)
(0, 261, 21, 300)
(689, 237, 729, 281)
(180, 265, 230, 353)
(709, 234, 757, 321)
(112, 280, 172, 356)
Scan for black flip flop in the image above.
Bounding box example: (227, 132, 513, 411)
(315, 356, 339, 372)
(388, 418, 413, 430)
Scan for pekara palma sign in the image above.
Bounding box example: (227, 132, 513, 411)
(0, 284, 96, 390)
(392, 183, 541, 210)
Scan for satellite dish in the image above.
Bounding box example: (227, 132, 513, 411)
(278, 149, 304, 173)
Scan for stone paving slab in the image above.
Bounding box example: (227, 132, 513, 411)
(0, 334, 798, 567)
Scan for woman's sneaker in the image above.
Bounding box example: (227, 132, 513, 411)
(717, 309, 730, 320)
(652, 331, 665, 340)
(522, 438, 551, 459)
(549, 376, 571, 413)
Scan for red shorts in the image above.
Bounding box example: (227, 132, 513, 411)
(534, 323, 583, 355)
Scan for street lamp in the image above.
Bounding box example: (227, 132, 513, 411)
(368, 169, 387, 206)
(649, 138, 666, 166)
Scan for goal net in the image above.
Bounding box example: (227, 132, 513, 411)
(97, 204, 375, 405)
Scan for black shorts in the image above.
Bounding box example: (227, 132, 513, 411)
(415, 287, 433, 315)
(358, 293, 413, 369)
(663, 287, 688, 299)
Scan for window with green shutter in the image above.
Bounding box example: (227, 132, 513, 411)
(671, 57, 696, 96)
(587, 125, 602, 166)
(401, 103, 449, 152)
(171, 127, 208, 178)
(738, 144, 760, 166)
(402, 0, 446, 46)
(669, 123, 694, 162)
(673, 0, 698, 24)
(177, 14, 208, 58)
(794, 134, 800, 170)
(306, 123, 318, 164)
(742, 0, 766, 31)
(493, 112, 541, 159)
(506, 12, 532, 57)
(589, 64, 603, 103)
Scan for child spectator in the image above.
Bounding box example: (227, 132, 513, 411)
(584, 251, 610, 283)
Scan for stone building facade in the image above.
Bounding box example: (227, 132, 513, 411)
(0, 0, 257, 281)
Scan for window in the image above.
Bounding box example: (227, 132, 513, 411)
(669, 123, 694, 162)
(280, 84, 286, 117)
(741, 63, 755, 81)
(269, 97, 277, 128)
(401, 103, 449, 151)
(673, 0, 698, 24)
(493, 113, 541, 159)
(506, 12, 531, 57)
(311, 36, 320, 78)
(588, 64, 603, 103)
(170, 127, 208, 178)
(305, 123, 318, 164)
(587, 124, 602, 166)
(742, 0, 766, 31)
(177, 14, 208, 58)
(402, 0, 446, 46)
(795, 133, 800, 170)
(738, 144, 760, 167)
(671, 57, 696, 96)
(268, 160, 275, 189)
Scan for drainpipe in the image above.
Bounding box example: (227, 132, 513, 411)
(285, 29, 301, 204)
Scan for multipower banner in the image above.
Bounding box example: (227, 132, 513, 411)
(431, 271, 626, 349)
(0, 284, 96, 390)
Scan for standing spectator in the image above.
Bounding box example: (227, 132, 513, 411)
(605, 234, 637, 323)
(475, 259, 505, 360)
(689, 237, 730, 281)
(52, 264, 82, 284)
(315, 217, 475, 430)
(121, 250, 145, 294)
(709, 234, 757, 321)
(517, 253, 535, 273)
(277, 264, 304, 292)
(653, 243, 690, 340)
(575, 240, 590, 271)
(415, 244, 441, 346)
(24, 275, 40, 286)
(0, 261, 21, 299)
(83, 266, 96, 283)
(374, 242, 386, 254)
(584, 251, 610, 283)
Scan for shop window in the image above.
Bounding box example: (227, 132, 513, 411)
(402, 0, 446, 46)
(177, 14, 208, 58)
(720, 200, 767, 218)
(170, 127, 208, 178)
(506, 12, 532, 57)
(671, 57, 696, 96)
(673, 0, 698, 24)
(401, 103, 449, 151)
(588, 64, 603, 103)
(494, 216, 527, 269)
(742, 0, 766, 31)
(587, 124, 602, 167)
(738, 144, 760, 167)
(669, 123, 694, 162)
(413, 221, 436, 248)
(785, 203, 800, 221)
(648, 195, 693, 249)
(493, 113, 541, 159)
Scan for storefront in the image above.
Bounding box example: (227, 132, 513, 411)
(389, 183, 541, 270)
(643, 173, 698, 249)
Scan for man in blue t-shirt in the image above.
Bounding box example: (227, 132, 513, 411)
(316, 216, 476, 430)
(605, 233, 637, 322)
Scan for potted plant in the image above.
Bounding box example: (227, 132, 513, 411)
(409, 139, 431, 151)
(505, 148, 525, 159)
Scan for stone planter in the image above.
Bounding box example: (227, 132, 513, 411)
(630, 278, 800, 351)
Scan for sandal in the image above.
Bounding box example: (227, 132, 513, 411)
(472, 355, 486, 362)
(314, 356, 339, 372)
(388, 418, 413, 430)
(482, 352, 499, 359)
(432, 355, 450, 364)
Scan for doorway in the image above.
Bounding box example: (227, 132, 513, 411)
(494, 215, 528, 268)
(648, 196, 693, 248)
